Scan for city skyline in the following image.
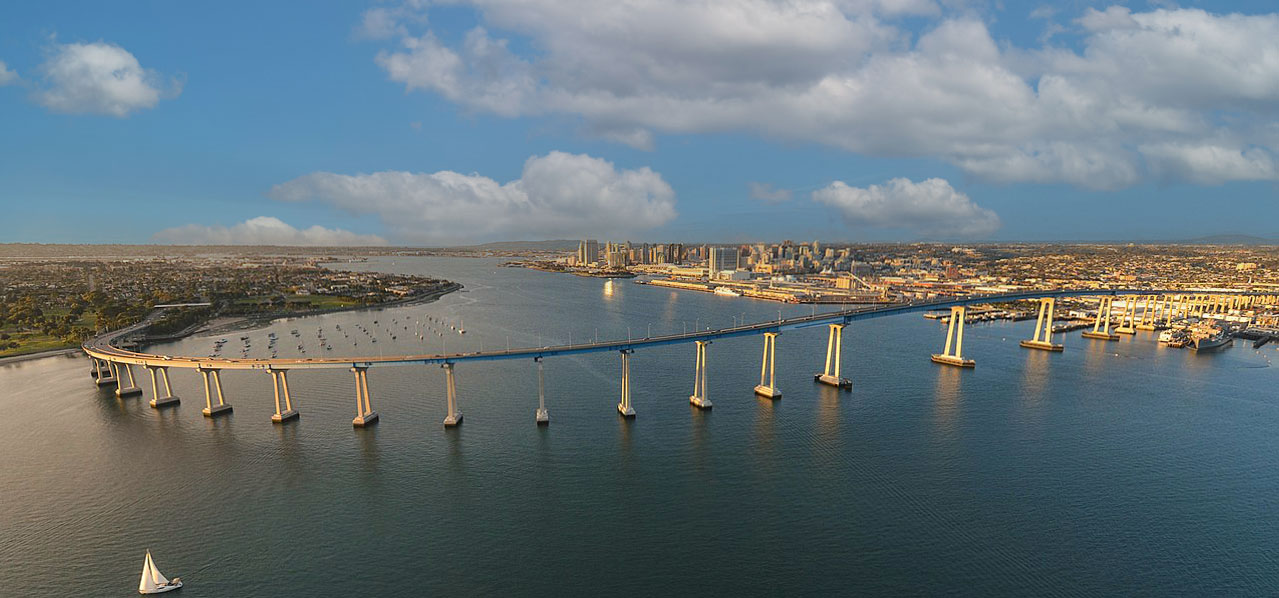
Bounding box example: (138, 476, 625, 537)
(4, 1, 1279, 245)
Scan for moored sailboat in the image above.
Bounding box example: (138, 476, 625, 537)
(139, 550, 182, 594)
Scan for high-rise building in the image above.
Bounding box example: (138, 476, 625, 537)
(708, 246, 739, 274)
(578, 239, 599, 265)
(606, 251, 629, 268)
(667, 243, 684, 264)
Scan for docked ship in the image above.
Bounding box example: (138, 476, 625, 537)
(1191, 329, 1233, 351)
(713, 287, 741, 297)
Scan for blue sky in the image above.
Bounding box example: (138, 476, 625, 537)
(1, 0, 1278, 245)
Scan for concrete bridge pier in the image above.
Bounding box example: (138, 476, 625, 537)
(815, 323, 852, 388)
(443, 362, 462, 427)
(114, 363, 143, 398)
(146, 365, 180, 408)
(689, 340, 712, 409)
(754, 332, 781, 399)
(93, 358, 117, 387)
(198, 367, 232, 417)
(1136, 295, 1160, 331)
(1115, 295, 1138, 334)
(931, 306, 976, 367)
(535, 358, 549, 425)
(1082, 296, 1120, 340)
(269, 369, 298, 423)
(1020, 297, 1063, 351)
(617, 349, 635, 418)
(350, 366, 378, 427)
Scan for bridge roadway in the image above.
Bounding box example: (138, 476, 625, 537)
(82, 288, 1264, 371)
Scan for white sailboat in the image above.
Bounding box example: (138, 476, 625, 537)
(138, 550, 182, 594)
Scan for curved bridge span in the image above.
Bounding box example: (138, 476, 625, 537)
(81, 288, 1275, 425)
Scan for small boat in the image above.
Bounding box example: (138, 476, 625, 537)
(138, 550, 182, 594)
(713, 287, 741, 297)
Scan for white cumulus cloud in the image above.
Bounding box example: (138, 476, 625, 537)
(268, 151, 677, 244)
(35, 41, 180, 117)
(366, 2, 1279, 188)
(0, 60, 17, 86)
(812, 178, 1000, 238)
(153, 216, 387, 246)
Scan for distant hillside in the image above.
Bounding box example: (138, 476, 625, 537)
(0, 243, 390, 259)
(0, 241, 579, 259)
(441, 240, 578, 252)
(1180, 234, 1277, 245)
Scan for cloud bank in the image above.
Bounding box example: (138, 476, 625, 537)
(366, 2, 1279, 189)
(812, 178, 1000, 238)
(153, 216, 387, 246)
(269, 151, 676, 244)
(0, 61, 16, 86)
(36, 41, 180, 117)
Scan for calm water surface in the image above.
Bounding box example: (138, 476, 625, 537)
(3, 256, 1279, 596)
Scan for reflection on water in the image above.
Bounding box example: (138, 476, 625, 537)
(931, 365, 963, 439)
(1080, 337, 1114, 378)
(690, 403, 712, 472)
(1020, 348, 1051, 404)
(815, 384, 843, 440)
(752, 394, 776, 453)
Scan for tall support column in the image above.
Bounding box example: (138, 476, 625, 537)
(754, 332, 782, 399)
(1083, 296, 1119, 340)
(1021, 297, 1063, 351)
(199, 367, 232, 417)
(94, 358, 117, 387)
(146, 365, 180, 408)
(443, 362, 462, 427)
(815, 323, 852, 388)
(617, 349, 635, 418)
(269, 369, 299, 423)
(535, 358, 549, 425)
(932, 306, 975, 367)
(1115, 295, 1137, 334)
(114, 362, 142, 398)
(351, 366, 378, 427)
(689, 340, 712, 409)
(1136, 295, 1158, 331)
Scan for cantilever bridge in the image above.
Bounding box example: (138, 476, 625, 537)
(83, 288, 1275, 428)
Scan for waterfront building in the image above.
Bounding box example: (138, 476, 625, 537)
(578, 239, 599, 266)
(709, 246, 740, 275)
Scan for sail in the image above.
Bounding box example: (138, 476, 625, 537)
(148, 552, 170, 585)
(140, 553, 159, 592)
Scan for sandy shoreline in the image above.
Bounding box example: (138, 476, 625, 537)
(3, 282, 463, 366)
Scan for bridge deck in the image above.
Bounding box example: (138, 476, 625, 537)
(83, 289, 1266, 370)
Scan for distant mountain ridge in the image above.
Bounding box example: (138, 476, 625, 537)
(1179, 234, 1277, 245)
(440, 240, 578, 252)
